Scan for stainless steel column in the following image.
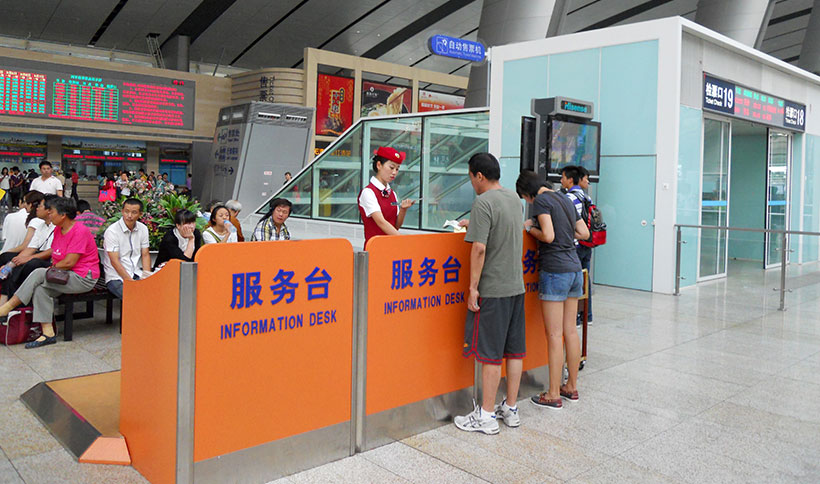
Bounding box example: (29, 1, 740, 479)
(695, 0, 774, 47)
(798, 0, 820, 75)
(352, 252, 368, 453)
(464, 0, 558, 107)
(176, 262, 197, 484)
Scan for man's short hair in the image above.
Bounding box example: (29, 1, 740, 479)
(77, 199, 92, 213)
(207, 200, 221, 212)
(43, 194, 60, 209)
(225, 200, 242, 212)
(561, 166, 581, 185)
(577, 166, 589, 178)
(39, 160, 52, 169)
(123, 198, 144, 212)
(468, 153, 500, 181)
(515, 170, 546, 198)
(268, 198, 292, 214)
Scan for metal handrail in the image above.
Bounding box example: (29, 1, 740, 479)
(673, 223, 820, 310)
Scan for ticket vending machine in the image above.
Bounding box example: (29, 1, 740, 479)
(199, 102, 315, 226)
(520, 97, 601, 183)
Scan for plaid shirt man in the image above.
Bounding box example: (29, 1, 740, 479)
(251, 217, 290, 241)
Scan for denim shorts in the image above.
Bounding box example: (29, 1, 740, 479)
(539, 270, 583, 301)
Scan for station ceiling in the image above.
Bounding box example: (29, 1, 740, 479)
(0, 0, 813, 77)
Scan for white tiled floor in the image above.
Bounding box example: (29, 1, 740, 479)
(2, 259, 820, 483)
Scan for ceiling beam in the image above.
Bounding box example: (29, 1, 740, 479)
(162, 0, 239, 49)
(230, 0, 311, 65)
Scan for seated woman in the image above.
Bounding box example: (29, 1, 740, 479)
(0, 197, 100, 349)
(0, 191, 46, 263)
(0, 194, 55, 306)
(154, 209, 203, 269)
(201, 204, 237, 244)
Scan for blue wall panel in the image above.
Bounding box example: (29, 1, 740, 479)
(599, 41, 659, 156)
(547, 49, 600, 110)
(804, 135, 820, 262)
(790, 134, 802, 256)
(728, 134, 766, 261)
(676, 106, 702, 288)
(593, 155, 656, 291)
(500, 56, 548, 188)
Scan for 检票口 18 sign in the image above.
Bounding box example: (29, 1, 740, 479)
(428, 35, 485, 63)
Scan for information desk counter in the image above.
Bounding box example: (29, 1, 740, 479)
(118, 234, 548, 483)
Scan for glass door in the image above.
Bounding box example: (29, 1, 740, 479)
(699, 118, 731, 280)
(764, 130, 791, 268)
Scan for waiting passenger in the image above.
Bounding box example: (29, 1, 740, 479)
(516, 170, 589, 409)
(0, 197, 100, 349)
(102, 198, 151, 299)
(74, 200, 107, 235)
(225, 200, 245, 242)
(357, 146, 416, 249)
(567, 165, 595, 325)
(0, 193, 53, 306)
(153, 209, 202, 269)
(251, 198, 292, 241)
(30, 161, 63, 196)
(202, 205, 238, 244)
(1, 191, 43, 255)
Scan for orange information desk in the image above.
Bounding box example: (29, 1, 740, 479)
(116, 234, 549, 483)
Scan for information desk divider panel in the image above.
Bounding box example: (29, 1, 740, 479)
(120, 260, 183, 484)
(517, 234, 548, 373)
(363, 233, 474, 448)
(191, 240, 354, 476)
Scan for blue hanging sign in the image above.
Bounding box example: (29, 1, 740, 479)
(428, 35, 485, 62)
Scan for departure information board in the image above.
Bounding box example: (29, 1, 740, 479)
(0, 57, 195, 130)
(703, 74, 805, 132)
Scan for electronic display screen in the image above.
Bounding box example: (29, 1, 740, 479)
(703, 74, 805, 132)
(549, 118, 600, 177)
(0, 57, 195, 130)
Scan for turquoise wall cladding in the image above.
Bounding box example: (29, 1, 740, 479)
(676, 106, 702, 288)
(804, 134, 820, 262)
(728, 134, 766, 261)
(790, 134, 802, 256)
(500, 40, 660, 291)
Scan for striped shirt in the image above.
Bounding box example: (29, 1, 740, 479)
(76, 211, 107, 235)
(251, 217, 290, 241)
(564, 186, 590, 246)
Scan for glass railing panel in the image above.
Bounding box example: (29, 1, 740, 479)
(314, 124, 364, 222)
(421, 111, 489, 230)
(363, 117, 423, 229)
(280, 167, 312, 217)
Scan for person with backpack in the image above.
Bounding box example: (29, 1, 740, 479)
(560, 166, 604, 326)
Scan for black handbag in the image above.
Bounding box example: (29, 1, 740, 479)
(45, 267, 70, 285)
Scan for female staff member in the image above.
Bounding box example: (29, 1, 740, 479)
(0, 197, 100, 349)
(516, 170, 589, 409)
(357, 146, 416, 249)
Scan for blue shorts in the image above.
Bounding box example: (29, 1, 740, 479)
(539, 270, 583, 301)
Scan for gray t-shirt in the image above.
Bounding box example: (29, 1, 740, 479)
(532, 190, 582, 273)
(465, 187, 525, 297)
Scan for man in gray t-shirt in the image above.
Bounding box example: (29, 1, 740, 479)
(454, 153, 526, 436)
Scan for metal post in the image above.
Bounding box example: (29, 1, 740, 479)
(779, 231, 787, 311)
(176, 262, 197, 484)
(352, 252, 368, 453)
(674, 225, 684, 296)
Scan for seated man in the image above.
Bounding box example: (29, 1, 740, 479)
(102, 198, 150, 298)
(75, 199, 107, 235)
(251, 198, 292, 241)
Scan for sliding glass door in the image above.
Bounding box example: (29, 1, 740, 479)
(699, 118, 731, 280)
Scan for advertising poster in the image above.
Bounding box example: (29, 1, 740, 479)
(361, 81, 411, 117)
(316, 74, 354, 136)
(418, 90, 465, 112)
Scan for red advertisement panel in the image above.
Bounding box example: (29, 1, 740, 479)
(418, 89, 465, 112)
(361, 81, 412, 117)
(316, 74, 354, 136)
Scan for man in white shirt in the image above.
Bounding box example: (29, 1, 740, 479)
(102, 198, 150, 299)
(29, 161, 63, 196)
(1, 200, 29, 252)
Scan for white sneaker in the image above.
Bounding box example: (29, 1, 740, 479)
(494, 399, 520, 428)
(454, 402, 499, 435)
